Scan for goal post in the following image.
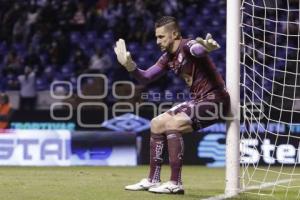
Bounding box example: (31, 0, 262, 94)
(229, 0, 300, 199)
(225, 0, 241, 197)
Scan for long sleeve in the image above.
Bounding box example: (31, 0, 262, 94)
(130, 64, 167, 85)
(186, 40, 208, 58)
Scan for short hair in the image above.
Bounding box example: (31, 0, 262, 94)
(155, 16, 181, 34)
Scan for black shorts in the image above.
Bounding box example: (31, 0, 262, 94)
(167, 89, 230, 130)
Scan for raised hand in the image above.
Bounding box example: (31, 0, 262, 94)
(114, 39, 137, 72)
(196, 33, 220, 52)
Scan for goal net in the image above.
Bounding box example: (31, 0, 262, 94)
(240, 0, 300, 199)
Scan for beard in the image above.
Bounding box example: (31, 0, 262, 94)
(160, 46, 166, 52)
(159, 43, 172, 53)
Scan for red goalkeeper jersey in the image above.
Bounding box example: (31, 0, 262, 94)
(155, 39, 225, 98)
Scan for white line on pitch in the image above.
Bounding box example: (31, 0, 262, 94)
(201, 194, 235, 200)
(202, 179, 292, 200)
(240, 179, 292, 192)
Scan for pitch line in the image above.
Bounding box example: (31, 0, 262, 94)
(202, 179, 292, 200)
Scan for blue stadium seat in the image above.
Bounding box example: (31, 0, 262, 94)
(12, 43, 26, 57)
(36, 78, 49, 90)
(70, 32, 82, 44)
(61, 64, 74, 79)
(53, 72, 65, 81)
(185, 4, 197, 16)
(201, 8, 211, 19)
(178, 19, 188, 31)
(127, 42, 140, 54)
(218, 8, 226, 17)
(0, 42, 7, 55)
(145, 42, 156, 51)
(137, 56, 147, 68)
(208, 0, 218, 4)
(86, 31, 97, 44)
(102, 31, 114, 43)
(70, 76, 77, 90)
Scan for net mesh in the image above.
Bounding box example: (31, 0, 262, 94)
(240, 0, 300, 199)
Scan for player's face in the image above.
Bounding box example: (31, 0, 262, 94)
(155, 26, 175, 52)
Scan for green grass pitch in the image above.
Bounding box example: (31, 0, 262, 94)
(0, 166, 299, 200)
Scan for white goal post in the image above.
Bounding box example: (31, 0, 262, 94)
(225, 0, 300, 199)
(225, 0, 241, 197)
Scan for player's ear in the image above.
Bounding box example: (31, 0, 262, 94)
(172, 31, 180, 39)
(171, 31, 176, 39)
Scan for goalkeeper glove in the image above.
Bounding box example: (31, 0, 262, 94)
(114, 38, 137, 72)
(196, 33, 220, 52)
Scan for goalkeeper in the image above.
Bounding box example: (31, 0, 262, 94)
(114, 16, 230, 194)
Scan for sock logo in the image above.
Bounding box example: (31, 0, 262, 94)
(154, 143, 164, 161)
(178, 137, 184, 160)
